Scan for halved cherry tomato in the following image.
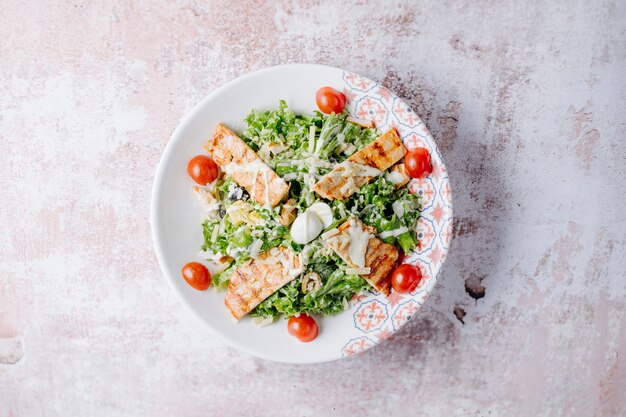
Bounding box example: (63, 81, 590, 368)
(391, 264, 423, 294)
(287, 314, 318, 342)
(404, 147, 432, 178)
(315, 87, 346, 114)
(187, 155, 218, 185)
(181, 262, 211, 290)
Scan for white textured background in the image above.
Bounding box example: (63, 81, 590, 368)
(1, 1, 625, 416)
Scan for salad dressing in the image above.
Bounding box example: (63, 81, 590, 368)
(328, 161, 382, 178)
(346, 219, 371, 268)
(250, 170, 259, 199)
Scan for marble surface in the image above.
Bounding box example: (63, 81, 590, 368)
(1, 1, 625, 416)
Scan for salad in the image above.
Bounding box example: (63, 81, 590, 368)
(182, 87, 433, 342)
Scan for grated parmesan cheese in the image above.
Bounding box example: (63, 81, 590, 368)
(343, 144, 356, 155)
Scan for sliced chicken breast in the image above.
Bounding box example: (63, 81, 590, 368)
(313, 128, 406, 200)
(224, 246, 302, 320)
(204, 123, 289, 208)
(324, 218, 398, 296)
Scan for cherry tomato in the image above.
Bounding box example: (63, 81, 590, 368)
(287, 314, 319, 342)
(315, 87, 346, 114)
(404, 147, 432, 178)
(181, 262, 211, 291)
(187, 155, 218, 185)
(391, 264, 423, 294)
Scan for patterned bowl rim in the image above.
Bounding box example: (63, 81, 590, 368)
(337, 67, 453, 358)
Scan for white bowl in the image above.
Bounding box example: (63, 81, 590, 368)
(151, 64, 453, 363)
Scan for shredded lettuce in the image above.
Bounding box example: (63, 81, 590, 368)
(197, 101, 422, 319)
(332, 177, 421, 254)
(251, 256, 370, 318)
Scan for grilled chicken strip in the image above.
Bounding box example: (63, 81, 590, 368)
(204, 123, 289, 208)
(224, 247, 302, 320)
(324, 218, 398, 296)
(313, 128, 406, 201)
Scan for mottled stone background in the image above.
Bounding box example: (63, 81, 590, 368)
(1, 1, 625, 416)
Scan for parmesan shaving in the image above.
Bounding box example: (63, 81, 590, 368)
(252, 316, 275, 327)
(268, 142, 287, 155)
(327, 161, 382, 178)
(249, 239, 263, 259)
(305, 155, 335, 170)
(378, 226, 409, 239)
(345, 267, 372, 275)
(338, 205, 347, 219)
(308, 125, 316, 154)
(255, 256, 278, 265)
(211, 223, 219, 243)
(346, 116, 374, 128)
(263, 170, 271, 209)
(340, 177, 356, 195)
(321, 228, 339, 240)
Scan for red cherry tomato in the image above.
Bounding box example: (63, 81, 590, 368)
(315, 87, 346, 114)
(287, 314, 319, 342)
(187, 155, 218, 185)
(181, 262, 211, 291)
(404, 147, 432, 178)
(391, 264, 423, 294)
